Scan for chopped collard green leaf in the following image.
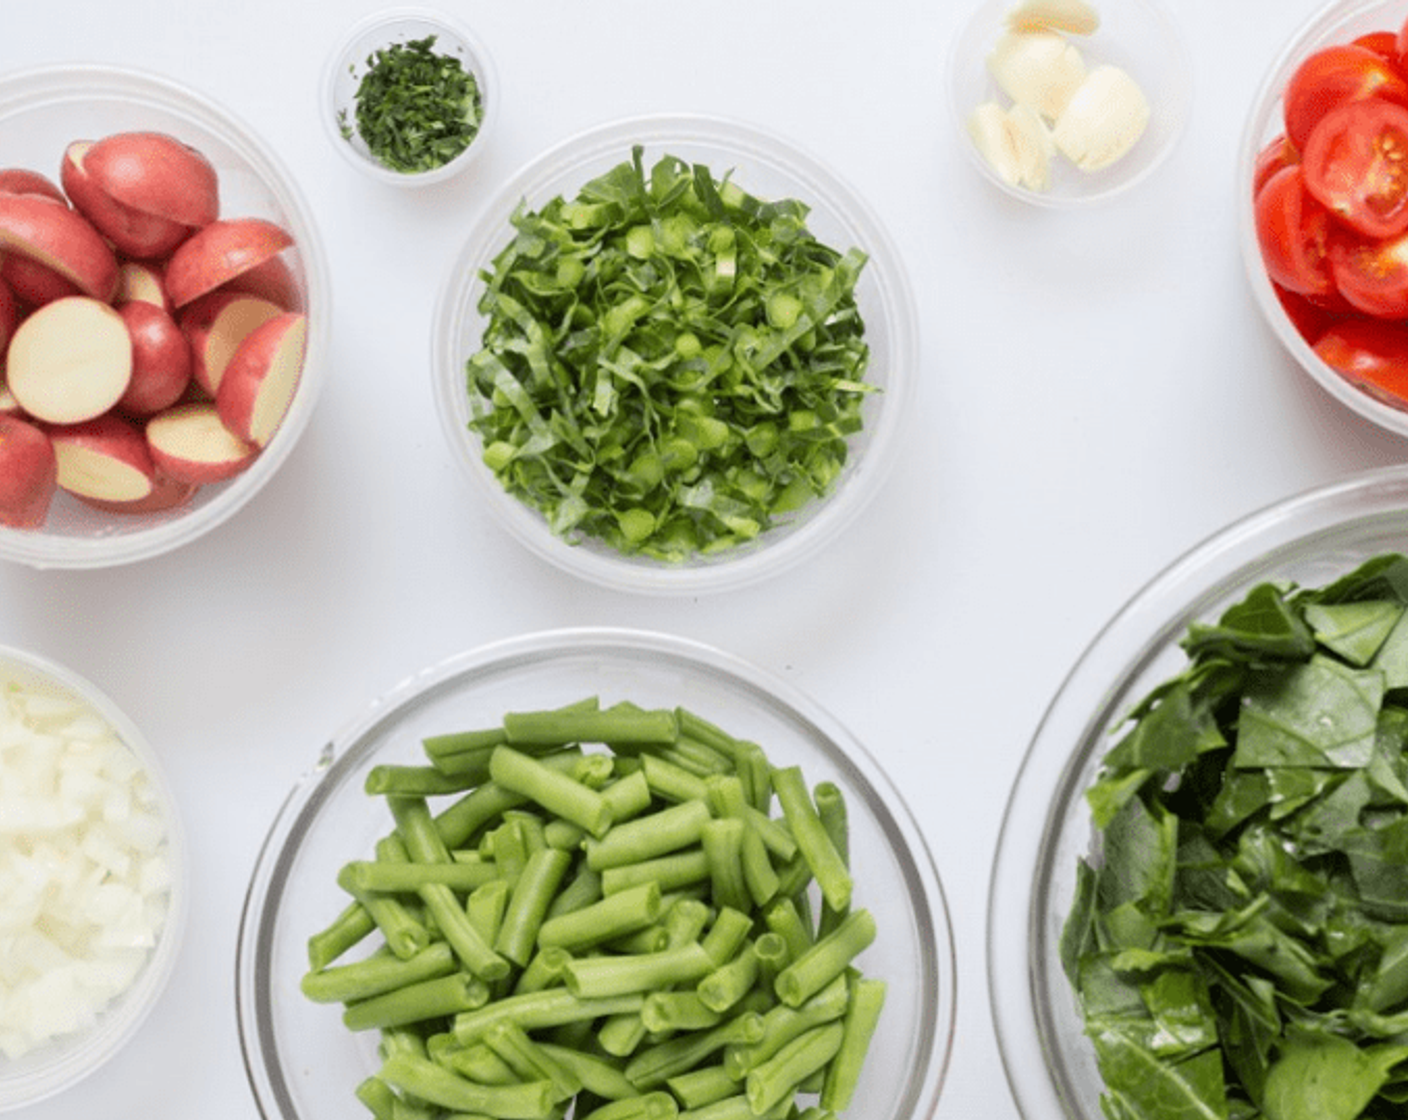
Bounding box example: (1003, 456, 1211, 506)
(1065, 553, 1408, 1120)
(463, 146, 874, 562)
(343, 35, 483, 173)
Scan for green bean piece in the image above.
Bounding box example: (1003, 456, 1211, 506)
(564, 941, 715, 999)
(597, 1010, 649, 1058)
(584, 800, 712, 871)
(378, 1024, 429, 1061)
(601, 849, 711, 898)
(679, 1093, 792, 1120)
(642, 990, 724, 1032)
(536, 1041, 640, 1100)
(660, 738, 733, 777)
(355, 1074, 399, 1120)
(513, 945, 573, 995)
(608, 923, 671, 955)
(697, 941, 759, 1014)
(544, 818, 586, 850)
(366, 764, 481, 797)
(763, 897, 812, 963)
(673, 707, 751, 764)
(490, 746, 615, 838)
(433, 751, 584, 849)
(308, 898, 377, 971)
(389, 795, 454, 863)
(744, 1023, 844, 1116)
(537, 881, 663, 952)
(700, 908, 752, 968)
(483, 1020, 583, 1102)
(503, 704, 678, 749)
(579, 1091, 679, 1120)
(342, 972, 491, 1032)
(466, 878, 509, 947)
(774, 909, 875, 1008)
(601, 767, 652, 823)
(752, 932, 790, 992)
(482, 817, 530, 880)
(700, 819, 750, 914)
(771, 767, 851, 913)
(379, 1052, 555, 1120)
(339, 867, 433, 963)
(545, 862, 604, 919)
(452, 989, 645, 1045)
(640, 753, 710, 804)
(302, 942, 457, 1004)
(736, 744, 772, 815)
(665, 1064, 739, 1110)
(814, 781, 849, 938)
(723, 975, 849, 1079)
(339, 859, 501, 895)
(662, 898, 713, 948)
(495, 847, 572, 966)
(419, 881, 509, 981)
(819, 977, 885, 1111)
(440, 1041, 519, 1085)
(625, 1010, 765, 1088)
(422, 726, 505, 766)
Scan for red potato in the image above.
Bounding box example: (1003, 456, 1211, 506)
(216, 311, 306, 446)
(163, 217, 293, 307)
(0, 169, 66, 204)
(113, 259, 170, 312)
(0, 413, 58, 528)
(0, 377, 22, 414)
(178, 290, 282, 396)
(222, 254, 302, 311)
(0, 191, 118, 302)
(1, 252, 82, 306)
(47, 412, 155, 503)
(116, 300, 191, 416)
(0, 274, 18, 352)
(6, 296, 133, 424)
(84, 131, 218, 229)
(75, 469, 196, 515)
(146, 400, 257, 484)
(61, 141, 188, 260)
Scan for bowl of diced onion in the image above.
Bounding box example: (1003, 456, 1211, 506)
(0, 645, 185, 1112)
(236, 627, 955, 1120)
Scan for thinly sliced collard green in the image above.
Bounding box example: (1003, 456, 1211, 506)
(1064, 553, 1408, 1120)
(464, 146, 873, 562)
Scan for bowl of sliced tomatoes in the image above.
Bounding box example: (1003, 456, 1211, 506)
(1242, 0, 1408, 436)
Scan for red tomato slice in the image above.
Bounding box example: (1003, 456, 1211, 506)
(1329, 228, 1408, 316)
(1302, 98, 1408, 238)
(1255, 164, 1339, 300)
(1254, 134, 1299, 199)
(1272, 282, 1336, 344)
(1283, 44, 1408, 150)
(1354, 30, 1399, 62)
(1314, 317, 1408, 405)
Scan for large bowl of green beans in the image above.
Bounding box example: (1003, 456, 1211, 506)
(236, 628, 953, 1120)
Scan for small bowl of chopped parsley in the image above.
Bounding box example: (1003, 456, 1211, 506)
(325, 7, 496, 186)
(991, 462, 1408, 1120)
(432, 114, 918, 595)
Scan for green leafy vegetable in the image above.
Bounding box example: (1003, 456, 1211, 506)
(1064, 554, 1408, 1120)
(343, 35, 483, 173)
(464, 147, 873, 562)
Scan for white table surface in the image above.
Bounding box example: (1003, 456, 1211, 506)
(5, 0, 1405, 1116)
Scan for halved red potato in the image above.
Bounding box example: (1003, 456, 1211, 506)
(83, 131, 218, 228)
(1, 252, 82, 306)
(178, 290, 282, 396)
(0, 192, 118, 301)
(75, 470, 196, 515)
(222, 254, 302, 311)
(216, 312, 306, 447)
(146, 400, 258, 484)
(164, 217, 292, 307)
(7, 296, 132, 424)
(0, 413, 58, 528)
(113, 259, 170, 312)
(48, 412, 156, 503)
(61, 140, 188, 259)
(0, 169, 67, 204)
(116, 300, 192, 417)
(0, 274, 18, 352)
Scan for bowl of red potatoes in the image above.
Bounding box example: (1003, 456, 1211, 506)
(1242, 0, 1408, 438)
(0, 64, 329, 568)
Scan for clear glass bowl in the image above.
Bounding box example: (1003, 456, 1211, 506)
(237, 627, 955, 1120)
(948, 0, 1191, 206)
(0, 644, 186, 1112)
(0, 64, 330, 569)
(989, 462, 1408, 1119)
(323, 7, 498, 187)
(1237, 0, 1408, 437)
(432, 114, 918, 595)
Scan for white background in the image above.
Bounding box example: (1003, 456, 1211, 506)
(4, 0, 1406, 1117)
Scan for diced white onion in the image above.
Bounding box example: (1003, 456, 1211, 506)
(0, 678, 171, 1059)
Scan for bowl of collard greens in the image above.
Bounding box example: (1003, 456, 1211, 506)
(990, 462, 1408, 1120)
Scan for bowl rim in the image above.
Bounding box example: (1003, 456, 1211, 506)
(235, 625, 956, 1120)
(430, 111, 920, 595)
(0, 642, 188, 1112)
(987, 460, 1408, 1119)
(322, 5, 500, 187)
(1236, 0, 1408, 440)
(0, 61, 333, 570)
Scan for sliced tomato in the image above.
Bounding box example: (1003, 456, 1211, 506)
(1354, 30, 1399, 62)
(1302, 98, 1408, 238)
(1272, 282, 1336, 344)
(1254, 134, 1299, 199)
(1255, 164, 1339, 300)
(1314, 317, 1408, 405)
(1329, 227, 1408, 316)
(1283, 44, 1408, 150)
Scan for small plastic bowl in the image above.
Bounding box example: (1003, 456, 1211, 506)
(1238, 0, 1408, 438)
(948, 0, 1191, 206)
(988, 462, 1408, 1119)
(0, 64, 330, 570)
(324, 7, 498, 187)
(432, 114, 918, 595)
(237, 627, 955, 1120)
(0, 644, 186, 1112)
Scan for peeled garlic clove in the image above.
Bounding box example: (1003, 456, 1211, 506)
(1052, 63, 1150, 171)
(1006, 0, 1100, 36)
(968, 101, 1025, 187)
(1008, 101, 1055, 190)
(987, 30, 1087, 121)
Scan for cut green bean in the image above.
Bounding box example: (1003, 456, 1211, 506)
(763, 898, 812, 963)
(339, 868, 432, 963)
(537, 1041, 640, 1100)
(419, 881, 509, 981)
(771, 767, 851, 913)
(597, 1010, 649, 1058)
(452, 989, 645, 1045)
(752, 932, 790, 992)
(723, 976, 849, 1079)
(483, 1019, 582, 1102)
(642, 990, 725, 1033)
(818, 977, 885, 1112)
(355, 1074, 399, 1120)
(745, 1023, 844, 1116)
(490, 745, 615, 838)
(665, 1065, 739, 1110)
(339, 859, 501, 895)
(512, 945, 573, 995)
(308, 898, 376, 971)
(495, 847, 572, 966)
(503, 704, 677, 749)
(700, 908, 752, 968)
(601, 767, 652, 823)
(660, 738, 733, 777)
(366, 764, 481, 797)
(343, 971, 491, 1032)
(545, 862, 603, 919)
(678, 1094, 791, 1120)
(584, 800, 711, 871)
(466, 879, 509, 947)
(697, 941, 759, 1013)
(625, 1010, 766, 1088)
(700, 819, 750, 914)
(601, 850, 711, 898)
(538, 881, 663, 952)
(564, 941, 715, 999)
(579, 1091, 679, 1120)
(640, 753, 710, 804)
(379, 1052, 555, 1120)
(302, 942, 457, 1004)
(774, 909, 875, 1008)
(440, 1041, 519, 1084)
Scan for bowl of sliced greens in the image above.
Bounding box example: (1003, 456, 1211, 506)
(432, 114, 918, 595)
(990, 462, 1408, 1120)
(236, 627, 955, 1120)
